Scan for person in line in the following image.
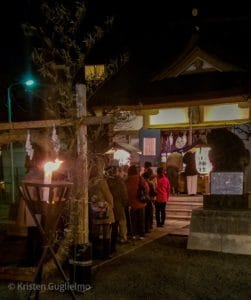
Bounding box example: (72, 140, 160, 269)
(155, 167, 170, 227)
(142, 162, 156, 233)
(117, 165, 132, 237)
(166, 151, 183, 195)
(106, 164, 129, 252)
(125, 165, 149, 240)
(88, 158, 115, 259)
(118, 165, 129, 180)
(183, 148, 199, 195)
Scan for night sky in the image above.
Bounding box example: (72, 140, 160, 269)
(0, 1, 250, 78)
(0, 1, 37, 77)
(0, 0, 250, 121)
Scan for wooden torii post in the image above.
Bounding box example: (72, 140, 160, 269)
(75, 83, 89, 245)
(0, 84, 113, 283)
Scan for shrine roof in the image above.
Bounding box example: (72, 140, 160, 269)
(87, 9, 251, 110)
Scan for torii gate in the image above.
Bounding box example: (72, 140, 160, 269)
(0, 83, 113, 245)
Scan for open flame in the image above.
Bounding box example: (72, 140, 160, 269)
(43, 159, 63, 202)
(44, 159, 63, 175)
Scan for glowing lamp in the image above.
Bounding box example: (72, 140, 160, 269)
(114, 149, 130, 166)
(25, 79, 35, 86)
(195, 147, 212, 174)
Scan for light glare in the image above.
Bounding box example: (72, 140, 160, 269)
(25, 79, 35, 86)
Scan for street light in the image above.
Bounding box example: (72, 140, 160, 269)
(7, 79, 35, 203)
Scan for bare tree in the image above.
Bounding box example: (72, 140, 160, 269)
(22, 0, 121, 278)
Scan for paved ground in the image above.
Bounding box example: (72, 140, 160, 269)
(92, 219, 189, 268)
(0, 220, 250, 300)
(0, 220, 190, 299)
(3, 198, 248, 300)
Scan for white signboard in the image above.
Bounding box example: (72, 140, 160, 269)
(210, 172, 244, 195)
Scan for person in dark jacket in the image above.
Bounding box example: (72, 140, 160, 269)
(142, 164, 156, 233)
(166, 152, 183, 195)
(183, 149, 199, 195)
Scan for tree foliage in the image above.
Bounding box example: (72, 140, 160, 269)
(22, 0, 122, 274)
(23, 1, 113, 120)
(23, 0, 129, 153)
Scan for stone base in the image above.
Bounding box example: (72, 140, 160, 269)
(203, 193, 251, 210)
(187, 208, 251, 255)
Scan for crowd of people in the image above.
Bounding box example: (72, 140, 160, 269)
(18, 145, 198, 264)
(88, 147, 200, 260)
(88, 159, 171, 260)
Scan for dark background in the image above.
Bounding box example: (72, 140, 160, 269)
(0, 0, 250, 121)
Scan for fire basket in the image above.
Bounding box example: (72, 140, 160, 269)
(19, 180, 75, 300)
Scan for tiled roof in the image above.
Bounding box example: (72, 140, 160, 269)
(88, 36, 251, 109)
(87, 5, 251, 110)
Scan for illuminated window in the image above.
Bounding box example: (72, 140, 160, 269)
(85, 65, 105, 80)
(203, 104, 249, 122)
(149, 108, 189, 126)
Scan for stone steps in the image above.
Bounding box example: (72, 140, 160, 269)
(167, 202, 202, 210)
(167, 208, 193, 217)
(169, 195, 203, 203)
(167, 214, 191, 221)
(166, 195, 203, 222)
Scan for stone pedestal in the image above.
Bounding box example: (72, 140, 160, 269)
(187, 199, 251, 255)
(188, 170, 251, 255)
(203, 193, 251, 210)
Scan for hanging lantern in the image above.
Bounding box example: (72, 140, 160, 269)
(161, 153, 167, 163)
(113, 149, 130, 166)
(195, 146, 213, 174)
(169, 132, 173, 147)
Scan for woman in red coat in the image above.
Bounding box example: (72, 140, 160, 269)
(155, 167, 170, 227)
(125, 165, 149, 239)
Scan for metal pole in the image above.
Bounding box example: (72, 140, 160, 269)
(7, 85, 15, 203)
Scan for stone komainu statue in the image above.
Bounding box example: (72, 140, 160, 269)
(207, 128, 250, 172)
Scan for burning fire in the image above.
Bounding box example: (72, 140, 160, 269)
(44, 159, 63, 175)
(43, 159, 63, 202)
